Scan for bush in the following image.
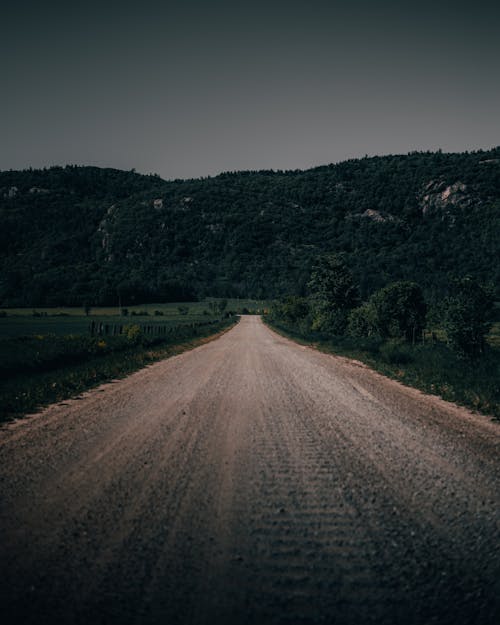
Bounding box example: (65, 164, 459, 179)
(379, 339, 414, 364)
(348, 303, 378, 337)
(311, 307, 348, 334)
(125, 324, 142, 341)
(270, 296, 310, 324)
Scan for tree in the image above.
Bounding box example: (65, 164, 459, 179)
(348, 302, 378, 337)
(308, 253, 358, 310)
(443, 278, 493, 357)
(370, 281, 427, 342)
(307, 253, 358, 333)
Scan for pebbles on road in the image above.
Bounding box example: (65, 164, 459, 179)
(0, 316, 499, 624)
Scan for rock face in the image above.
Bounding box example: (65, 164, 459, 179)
(360, 209, 397, 223)
(96, 205, 117, 258)
(421, 180, 473, 215)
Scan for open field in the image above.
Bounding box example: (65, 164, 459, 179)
(0, 299, 266, 338)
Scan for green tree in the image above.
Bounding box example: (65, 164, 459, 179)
(308, 253, 358, 333)
(370, 281, 427, 342)
(347, 302, 378, 337)
(443, 278, 493, 357)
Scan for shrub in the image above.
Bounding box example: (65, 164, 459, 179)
(125, 324, 142, 341)
(311, 307, 348, 334)
(379, 339, 414, 364)
(271, 296, 310, 324)
(348, 303, 378, 337)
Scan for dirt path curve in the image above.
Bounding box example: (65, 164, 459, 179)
(0, 316, 499, 625)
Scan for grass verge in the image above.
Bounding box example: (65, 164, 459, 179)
(265, 318, 500, 420)
(0, 318, 236, 424)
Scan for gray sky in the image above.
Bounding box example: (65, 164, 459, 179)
(2, 0, 499, 180)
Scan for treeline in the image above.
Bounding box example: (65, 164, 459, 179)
(0, 148, 499, 306)
(270, 254, 494, 358)
(268, 254, 499, 415)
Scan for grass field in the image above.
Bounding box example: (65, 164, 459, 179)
(0, 299, 267, 338)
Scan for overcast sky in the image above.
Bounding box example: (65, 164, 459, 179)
(1, 0, 499, 180)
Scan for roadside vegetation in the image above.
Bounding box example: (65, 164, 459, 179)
(266, 254, 499, 418)
(0, 300, 252, 422)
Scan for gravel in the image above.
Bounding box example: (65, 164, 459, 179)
(0, 316, 499, 624)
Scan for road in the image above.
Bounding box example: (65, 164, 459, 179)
(0, 316, 499, 625)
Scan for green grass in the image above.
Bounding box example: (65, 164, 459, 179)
(0, 317, 237, 423)
(266, 317, 500, 420)
(0, 299, 267, 338)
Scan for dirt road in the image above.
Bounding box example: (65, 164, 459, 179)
(0, 316, 499, 624)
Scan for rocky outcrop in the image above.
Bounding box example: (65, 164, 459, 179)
(360, 209, 397, 223)
(420, 180, 474, 216)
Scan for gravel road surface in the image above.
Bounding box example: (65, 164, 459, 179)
(1, 316, 499, 624)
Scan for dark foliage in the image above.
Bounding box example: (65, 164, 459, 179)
(369, 281, 427, 342)
(1, 148, 499, 305)
(442, 278, 494, 357)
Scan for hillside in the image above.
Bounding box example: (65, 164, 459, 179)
(1, 149, 499, 306)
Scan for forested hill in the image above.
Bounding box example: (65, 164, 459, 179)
(1, 149, 499, 306)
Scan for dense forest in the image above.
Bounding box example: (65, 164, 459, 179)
(0, 148, 498, 306)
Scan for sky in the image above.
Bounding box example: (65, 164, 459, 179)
(1, 0, 499, 180)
